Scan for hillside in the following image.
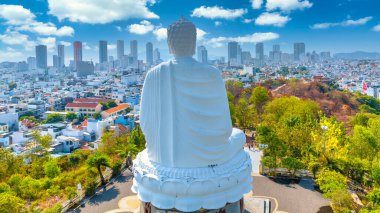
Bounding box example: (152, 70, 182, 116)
(268, 80, 360, 122)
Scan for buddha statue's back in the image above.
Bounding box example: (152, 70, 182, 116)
(140, 55, 245, 167)
(133, 17, 252, 212)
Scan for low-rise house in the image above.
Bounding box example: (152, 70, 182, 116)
(101, 103, 130, 119)
(65, 103, 101, 116)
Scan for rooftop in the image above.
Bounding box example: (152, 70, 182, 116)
(66, 103, 99, 108)
(104, 103, 130, 114)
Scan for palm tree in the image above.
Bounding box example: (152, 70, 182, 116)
(117, 143, 138, 171)
(86, 153, 110, 185)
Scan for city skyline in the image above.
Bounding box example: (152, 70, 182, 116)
(0, 0, 380, 63)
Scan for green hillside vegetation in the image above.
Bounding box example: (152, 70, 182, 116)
(227, 79, 380, 212)
(0, 126, 145, 212)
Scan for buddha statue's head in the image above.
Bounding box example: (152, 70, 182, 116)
(167, 17, 196, 57)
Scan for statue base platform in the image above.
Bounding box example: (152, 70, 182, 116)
(139, 199, 244, 213)
(132, 149, 252, 212)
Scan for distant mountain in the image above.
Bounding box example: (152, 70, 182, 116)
(334, 51, 380, 60)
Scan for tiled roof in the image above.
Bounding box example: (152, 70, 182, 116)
(104, 103, 130, 114)
(74, 98, 113, 103)
(66, 103, 99, 108)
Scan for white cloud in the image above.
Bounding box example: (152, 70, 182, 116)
(251, 0, 263, 9)
(196, 28, 207, 41)
(153, 27, 167, 41)
(243, 19, 254, 23)
(48, 0, 159, 24)
(342, 16, 373, 26)
(37, 37, 56, 52)
(215, 21, 222, 26)
(374, 24, 380, 32)
(0, 30, 29, 45)
(266, 0, 313, 11)
(59, 41, 71, 46)
(153, 27, 207, 41)
(0, 4, 74, 37)
(16, 22, 74, 36)
(83, 42, 92, 50)
(128, 20, 154, 35)
(255, 12, 291, 27)
(108, 44, 116, 50)
(191, 6, 247, 20)
(115, 26, 123, 32)
(0, 5, 35, 25)
(311, 16, 373, 29)
(0, 47, 24, 62)
(205, 32, 279, 48)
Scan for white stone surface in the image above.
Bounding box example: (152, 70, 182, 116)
(133, 18, 252, 212)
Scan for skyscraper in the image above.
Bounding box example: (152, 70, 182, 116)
(153, 48, 160, 64)
(117, 40, 124, 60)
(130, 40, 138, 60)
(256, 43, 264, 61)
(35, 45, 47, 69)
(99, 40, 108, 63)
(53, 55, 59, 68)
(57, 44, 65, 68)
(197, 46, 208, 64)
(270, 44, 282, 63)
(228, 41, 238, 64)
(73, 41, 82, 65)
(146, 42, 153, 65)
(294, 42, 305, 61)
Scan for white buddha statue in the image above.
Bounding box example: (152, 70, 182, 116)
(133, 17, 252, 212)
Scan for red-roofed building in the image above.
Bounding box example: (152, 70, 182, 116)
(73, 97, 118, 104)
(65, 103, 101, 116)
(101, 103, 130, 119)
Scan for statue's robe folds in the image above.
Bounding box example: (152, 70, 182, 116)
(140, 57, 246, 168)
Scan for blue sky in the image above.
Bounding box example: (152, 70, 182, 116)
(0, 0, 379, 64)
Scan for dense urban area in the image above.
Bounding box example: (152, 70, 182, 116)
(0, 39, 380, 213)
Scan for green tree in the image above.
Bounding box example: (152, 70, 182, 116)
(316, 169, 347, 198)
(329, 190, 353, 213)
(107, 101, 117, 108)
(349, 125, 379, 161)
(31, 132, 52, 155)
(65, 112, 78, 122)
(282, 157, 304, 177)
(0, 148, 24, 181)
(129, 126, 146, 151)
(235, 97, 256, 132)
(250, 86, 270, 115)
(44, 113, 64, 123)
(261, 156, 277, 175)
(86, 153, 110, 185)
(227, 91, 236, 125)
(371, 158, 380, 186)
(367, 188, 380, 209)
(93, 112, 102, 120)
(44, 160, 61, 179)
(0, 193, 25, 213)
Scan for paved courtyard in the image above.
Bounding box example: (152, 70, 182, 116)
(73, 149, 332, 213)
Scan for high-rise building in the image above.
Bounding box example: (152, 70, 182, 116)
(117, 40, 124, 61)
(73, 41, 82, 65)
(53, 55, 59, 68)
(294, 42, 305, 61)
(130, 40, 138, 60)
(153, 48, 160, 64)
(197, 46, 208, 64)
(256, 43, 264, 61)
(228, 41, 238, 64)
(35, 45, 47, 69)
(76, 61, 94, 77)
(99, 40, 108, 63)
(146, 42, 153, 65)
(57, 44, 65, 68)
(270, 44, 281, 63)
(237, 45, 242, 65)
(241, 51, 252, 64)
(27, 57, 36, 71)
